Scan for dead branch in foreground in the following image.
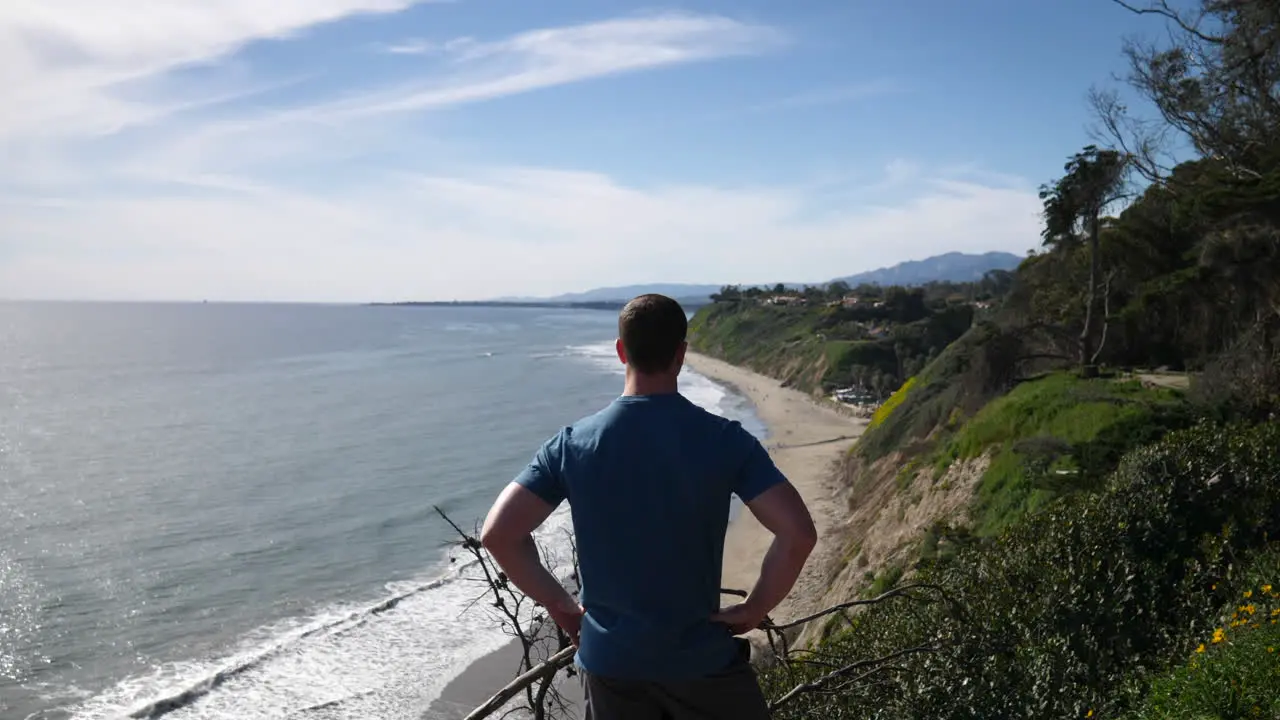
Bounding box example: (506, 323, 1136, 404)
(767, 644, 940, 711)
(435, 507, 577, 720)
(463, 646, 577, 720)
(439, 511, 949, 719)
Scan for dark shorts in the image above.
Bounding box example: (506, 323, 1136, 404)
(579, 639, 771, 720)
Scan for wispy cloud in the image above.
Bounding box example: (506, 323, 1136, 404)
(0, 0, 443, 142)
(336, 14, 785, 118)
(91, 12, 786, 177)
(380, 39, 439, 55)
(0, 5, 1039, 303)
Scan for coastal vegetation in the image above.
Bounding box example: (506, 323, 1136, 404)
(696, 1, 1280, 716)
(689, 278, 1010, 398)
(759, 422, 1280, 719)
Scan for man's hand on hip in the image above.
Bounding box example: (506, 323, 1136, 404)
(549, 601, 586, 646)
(711, 601, 767, 635)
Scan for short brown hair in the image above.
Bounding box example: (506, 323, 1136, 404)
(618, 294, 687, 374)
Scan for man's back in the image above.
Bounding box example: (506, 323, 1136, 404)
(483, 293, 812, 719)
(515, 391, 785, 681)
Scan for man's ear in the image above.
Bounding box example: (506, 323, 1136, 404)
(615, 338, 628, 366)
(674, 341, 688, 371)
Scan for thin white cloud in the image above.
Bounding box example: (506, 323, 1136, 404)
(376, 36, 475, 55)
(302, 14, 783, 120)
(379, 39, 441, 55)
(93, 12, 785, 178)
(0, 0, 439, 140)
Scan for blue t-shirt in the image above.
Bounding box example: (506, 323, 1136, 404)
(513, 391, 787, 681)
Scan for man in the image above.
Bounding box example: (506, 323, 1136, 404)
(481, 294, 817, 719)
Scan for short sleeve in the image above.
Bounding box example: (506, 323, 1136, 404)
(514, 431, 567, 507)
(731, 425, 787, 503)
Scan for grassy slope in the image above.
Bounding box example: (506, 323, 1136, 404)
(688, 302, 867, 394)
(687, 299, 969, 396)
(932, 372, 1193, 536)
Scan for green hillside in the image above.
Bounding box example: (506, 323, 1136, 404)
(742, 2, 1280, 716)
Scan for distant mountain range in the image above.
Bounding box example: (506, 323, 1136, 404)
(496, 283, 728, 305)
(831, 251, 1023, 287)
(495, 251, 1025, 304)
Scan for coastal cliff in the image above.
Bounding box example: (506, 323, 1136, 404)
(683, 134, 1280, 718)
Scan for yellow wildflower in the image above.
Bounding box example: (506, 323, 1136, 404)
(1086, 711, 1093, 718)
(1196, 643, 1205, 653)
(1244, 604, 1256, 615)
(1263, 584, 1272, 593)
(1271, 608, 1279, 617)
(1244, 590, 1253, 598)
(1212, 628, 1226, 644)
(1269, 647, 1275, 653)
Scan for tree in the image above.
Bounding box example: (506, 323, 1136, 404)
(1093, 0, 1280, 183)
(978, 269, 1015, 299)
(710, 285, 742, 303)
(1039, 146, 1132, 375)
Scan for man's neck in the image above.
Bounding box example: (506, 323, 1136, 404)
(622, 371, 678, 397)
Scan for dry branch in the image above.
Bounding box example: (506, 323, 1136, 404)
(463, 647, 577, 720)
(768, 644, 941, 711)
(760, 583, 951, 633)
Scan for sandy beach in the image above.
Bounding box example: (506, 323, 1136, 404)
(431, 353, 866, 717)
(683, 352, 868, 634)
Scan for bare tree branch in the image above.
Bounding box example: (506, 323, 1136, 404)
(463, 647, 576, 720)
(768, 644, 941, 711)
(1110, 0, 1223, 43)
(761, 583, 953, 633)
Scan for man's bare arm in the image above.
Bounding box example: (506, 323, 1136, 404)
(480, 483, 584, 642)
(713, 481, 817, 633)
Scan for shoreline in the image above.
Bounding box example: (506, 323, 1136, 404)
(430, 353, 866, 717)
(683, 352, 868, 640)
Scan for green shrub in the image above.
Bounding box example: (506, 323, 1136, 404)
(1122, 568, 1280, 720)
(761, 422, 1280, 719)
(867, 564, 905, 597)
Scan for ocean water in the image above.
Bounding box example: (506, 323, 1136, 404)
(0, 302, 763, 720)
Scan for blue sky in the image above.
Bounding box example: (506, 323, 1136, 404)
(0, 0, 1165, 301)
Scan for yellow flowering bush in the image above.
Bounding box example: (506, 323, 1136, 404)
(1123, 576, 1280, 720)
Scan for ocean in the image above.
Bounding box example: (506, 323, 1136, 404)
(0, 302, 763, 720)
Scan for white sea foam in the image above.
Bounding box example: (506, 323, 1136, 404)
(63, 510, 575, 720)
(563, 343, 733, 419)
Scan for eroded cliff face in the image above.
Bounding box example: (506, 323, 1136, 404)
(793, 450, 990, 649)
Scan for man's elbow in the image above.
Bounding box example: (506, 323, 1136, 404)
(779, 516, 818, 558)
(480, 519, 529, 558)
(479, 516, 508, 554)
(795, 518, 818, 555)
